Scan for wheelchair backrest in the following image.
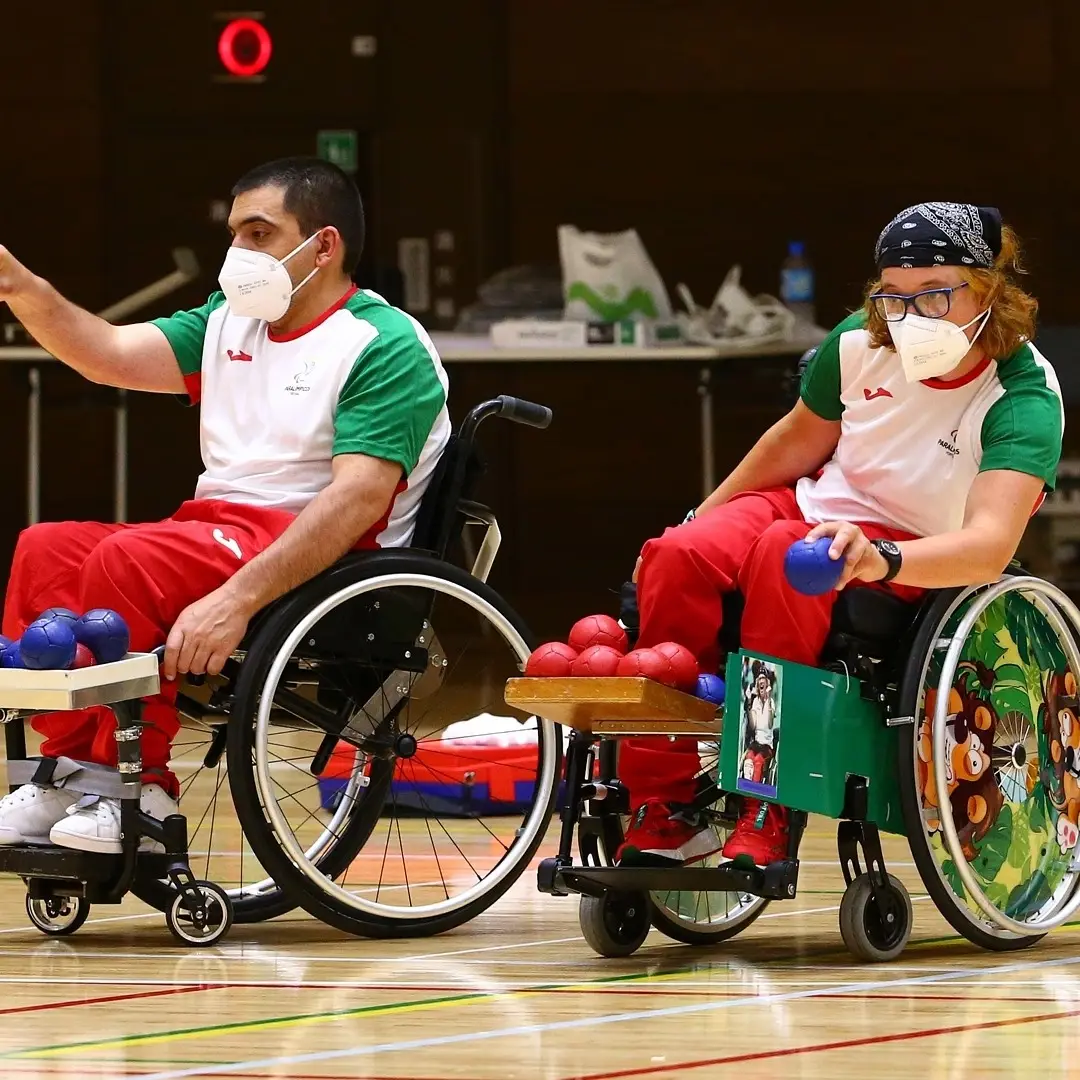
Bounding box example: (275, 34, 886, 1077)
(411, 434, 483, 558)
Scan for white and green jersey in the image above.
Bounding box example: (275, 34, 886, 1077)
(798, 311, 1063, 537)
(150, 287, 450, 547)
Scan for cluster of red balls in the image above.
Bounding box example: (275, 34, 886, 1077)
(524, 614, 699, 690)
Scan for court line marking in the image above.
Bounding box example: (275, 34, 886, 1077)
(0, 985, 216, 1016)
(560, 1005, 1080, 1079)
(18, 951, 1080, 1075)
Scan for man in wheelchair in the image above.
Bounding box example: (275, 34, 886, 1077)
(0, 157, 449, 853)
(621, 202, 1064, 869)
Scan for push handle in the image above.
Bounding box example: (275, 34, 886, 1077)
(496, 395, 552, 429)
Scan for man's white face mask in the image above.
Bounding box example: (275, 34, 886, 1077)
(217, 231, 322, 321)
(889, 307, 992, 383)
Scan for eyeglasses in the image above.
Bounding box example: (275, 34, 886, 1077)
(868, 281, 970, 323)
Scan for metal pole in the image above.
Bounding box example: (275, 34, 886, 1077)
(27, 366, 41, 526)
(115, 388, 128, 523)
(698, 365, 714, 501)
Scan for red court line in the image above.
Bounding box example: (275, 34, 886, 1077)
(0, 984, 218, 1016)
(563, 1006, 1080, 1080)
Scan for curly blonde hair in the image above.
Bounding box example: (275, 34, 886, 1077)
(863, 225, 1038, 360)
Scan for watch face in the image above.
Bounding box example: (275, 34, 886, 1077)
(879, 541, 901, 557)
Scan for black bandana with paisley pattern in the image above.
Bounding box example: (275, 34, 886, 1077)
(875, 202, 1003, 271)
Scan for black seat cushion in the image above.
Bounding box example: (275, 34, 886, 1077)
(830, 587, 918, 644)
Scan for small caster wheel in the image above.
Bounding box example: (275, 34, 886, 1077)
(166, 881, 233, 947)
(579, 891, 651, 957)
(839, 873, 912, 963)
(26, 894, 90, 937)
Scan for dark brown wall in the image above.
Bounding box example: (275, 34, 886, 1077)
(2, 1, 1078, 640)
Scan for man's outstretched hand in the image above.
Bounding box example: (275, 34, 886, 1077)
(0, 246, 31, 302)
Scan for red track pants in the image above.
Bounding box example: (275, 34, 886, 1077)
(621, 487, 921, 807)
(2, 499, 297, 796)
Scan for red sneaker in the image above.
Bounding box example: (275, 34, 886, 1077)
(722, 799, 790, 867)
(617, 799, 722, 867)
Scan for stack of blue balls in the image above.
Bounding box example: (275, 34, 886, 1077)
(0, 607, 131, 670)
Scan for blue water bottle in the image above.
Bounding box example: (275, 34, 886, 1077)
(781, 241, 816, 326)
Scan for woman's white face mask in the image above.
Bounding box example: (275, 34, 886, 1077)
(217, 231, 322, 322)
(888, 307, 992, 382)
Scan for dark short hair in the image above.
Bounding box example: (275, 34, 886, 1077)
(232, 156, 365, 275)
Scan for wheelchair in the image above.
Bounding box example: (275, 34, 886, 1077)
(505, 571, 1080, 962)
(0, 649, 235, 945)
(3, 394, 561, 940)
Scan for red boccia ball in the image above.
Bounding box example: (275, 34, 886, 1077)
(617, 647, 674, 684)
(73, 643, 97, 669)
(570, 644, 623, 677)
(525, 641, 579, 677)
(568, 614, 629, 656)
(651, 642, 699, 690)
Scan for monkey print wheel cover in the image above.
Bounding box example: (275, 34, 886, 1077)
(917, 590, 1080, 921)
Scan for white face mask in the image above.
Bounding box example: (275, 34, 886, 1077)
(888, 307, 992, 383)
(217, 232, 322, 322)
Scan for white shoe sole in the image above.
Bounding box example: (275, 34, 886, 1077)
(0, 831, 53, 846)
(49, 830, 122, 854)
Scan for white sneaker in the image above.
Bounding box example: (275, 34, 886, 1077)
(0, 784, 80, 845)
(50, 784, 179, 854)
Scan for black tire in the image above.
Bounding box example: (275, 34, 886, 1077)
(165, 881, 234, 947)
(838, 874, 912, 963)
(25, 894, 90, 937)
(226, 550, 560, 938)
(579, 892, 651, 957)
(898, 588, 1044, 952)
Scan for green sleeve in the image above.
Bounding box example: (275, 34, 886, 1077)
(149, 292, 225, 404)
(333, 316, 447, 474)
(149, 292, 224, 376)
(799, 311, 866, 421)
(980, 347, 1063, 489)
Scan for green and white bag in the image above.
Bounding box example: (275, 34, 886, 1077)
(558, 225, 672, 322)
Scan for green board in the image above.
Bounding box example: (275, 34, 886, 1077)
(316, 130, 358, 173)
(720, 651, 904, 834)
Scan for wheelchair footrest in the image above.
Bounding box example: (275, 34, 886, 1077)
(504, 677, 720, 735)
(0, 845, 173, 889)
(550, 861, 799, 901)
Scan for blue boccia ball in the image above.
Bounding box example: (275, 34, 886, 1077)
(783, 536, 845, 596)
(20, 616, 77, 670)
(0, 634, 11, 652)
(39, 607, 80, 632)
(75, 608, 130, 664)
(695, 673, 726, 706)
(1, 641, 25, 668)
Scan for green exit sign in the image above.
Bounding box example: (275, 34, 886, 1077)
(316, 130, 358, 173)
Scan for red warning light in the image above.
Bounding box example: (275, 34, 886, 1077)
(217, 18, 272, 78)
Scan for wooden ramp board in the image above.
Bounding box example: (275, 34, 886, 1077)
(504, 677, 721, 735)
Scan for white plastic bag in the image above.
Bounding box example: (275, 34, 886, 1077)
(677, 267, 796, 348)
(558, 225, 672, 322)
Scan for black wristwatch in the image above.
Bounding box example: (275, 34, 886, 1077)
(872, 539, 903, 583)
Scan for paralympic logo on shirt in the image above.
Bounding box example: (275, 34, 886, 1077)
(938, 428, 961, 457)
(285, 359, 315, 394)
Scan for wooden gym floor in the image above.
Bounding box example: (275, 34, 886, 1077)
(2, 736, 1080, 1079)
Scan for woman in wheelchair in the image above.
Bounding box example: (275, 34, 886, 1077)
(620, 202, 1064, 870)
(0, 156, 450, 853)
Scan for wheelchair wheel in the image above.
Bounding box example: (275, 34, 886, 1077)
(839, 874, 911, 963)
(26, 894, 90, 937)
(900, 579, 1080, 950)
(579, 892, 651, 957)
(227, 551, 561, 938)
